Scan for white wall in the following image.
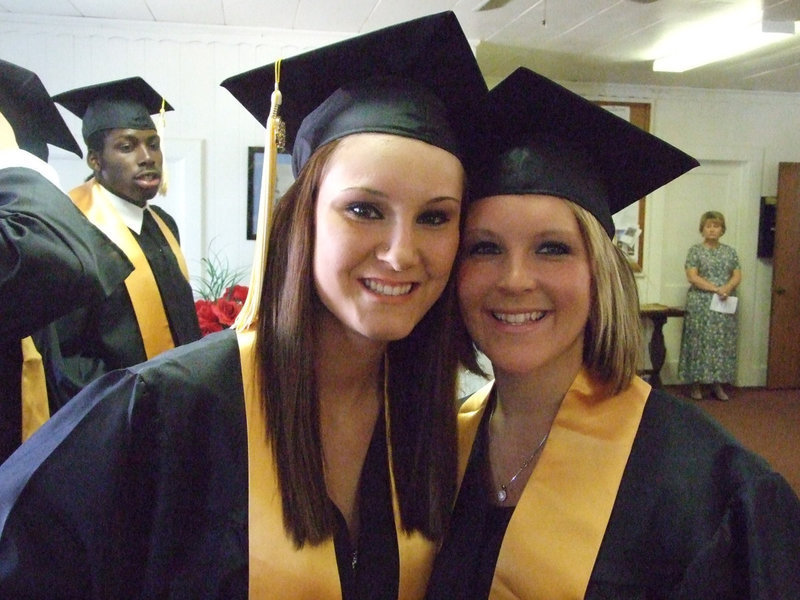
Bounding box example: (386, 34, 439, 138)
(569, 82, 800, 386)
(4, 14, 799, 387)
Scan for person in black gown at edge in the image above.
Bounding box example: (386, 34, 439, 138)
(424, 67, 800, 599)
(0, 11, 488, 600)
(0, 59, 132, 464)
(31, 77, 201, 407)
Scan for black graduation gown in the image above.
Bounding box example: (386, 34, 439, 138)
(425, 386, 800, 599)
(0, 329, 400, 600)
(0, 164, 132, 462)
(38, 203, 201, 406)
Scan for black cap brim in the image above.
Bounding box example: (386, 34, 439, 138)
(0, 59, 82, 159)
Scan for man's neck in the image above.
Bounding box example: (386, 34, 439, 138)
(97, 182, 147, 234)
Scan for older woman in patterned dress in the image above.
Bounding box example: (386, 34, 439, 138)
(678, 210, 742, 400)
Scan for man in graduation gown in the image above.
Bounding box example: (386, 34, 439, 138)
(39, 78, 201, 405)
(0, 59, 133, 463)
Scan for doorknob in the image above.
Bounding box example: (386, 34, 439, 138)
(775, 288, 786, 295)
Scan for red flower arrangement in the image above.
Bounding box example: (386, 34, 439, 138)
(193, 246, 248, 336)
(195, 284, 248, 336)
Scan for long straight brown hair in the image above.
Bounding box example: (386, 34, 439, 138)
(256, 139, 461, 546)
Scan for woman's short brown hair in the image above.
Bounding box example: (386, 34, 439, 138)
(699, 210, 726, 234)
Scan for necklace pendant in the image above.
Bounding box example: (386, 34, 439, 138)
(497, 486, 508, 503)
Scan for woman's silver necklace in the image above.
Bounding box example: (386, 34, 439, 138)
(495, 432, 549, 503)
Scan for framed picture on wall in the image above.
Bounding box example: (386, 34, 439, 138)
(247, 147, 295, 240)
(596, 101, 651, 272)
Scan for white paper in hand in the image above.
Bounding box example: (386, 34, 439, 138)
(710, 294, 738, 314)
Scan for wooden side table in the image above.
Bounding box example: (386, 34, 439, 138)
(639, 303, 686, 387)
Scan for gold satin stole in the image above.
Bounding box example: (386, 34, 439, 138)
(20, 182, 189, 441)
(69, 179, 188, 360)
(237, 329, 435, 599)
(457, 370, 650, 599)
(20, 336, 49, 440)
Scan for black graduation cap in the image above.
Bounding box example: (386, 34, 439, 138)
(470, 67, 700, 237)
(221, 11, 487, 331)
(52, 76, 173, 143)
(220, 10, 488, 176)
(0, 59, 82, 160)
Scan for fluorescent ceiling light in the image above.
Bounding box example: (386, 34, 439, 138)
(653, 15, 796, 73)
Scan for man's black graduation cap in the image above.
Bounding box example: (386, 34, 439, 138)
(220, 10, 488, 177)
(52, 77, 173, 143)
(470, 67, 700, 237)
(0, 59, 82, 160)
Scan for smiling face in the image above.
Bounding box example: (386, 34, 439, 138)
(88, 128, 162, 206)
(457, 194, 591, 380)
(313, 133, 463, 344)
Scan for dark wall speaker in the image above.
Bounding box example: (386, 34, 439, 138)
(757, 196, 776, 258)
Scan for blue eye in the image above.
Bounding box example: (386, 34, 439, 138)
(346, 203, 383, 220)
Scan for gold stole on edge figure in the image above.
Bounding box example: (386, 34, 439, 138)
(457, 371, 649, 599)
(70, 179, 188, 359)
(20, 336, 49, 441)
(237, 329, 435, 600)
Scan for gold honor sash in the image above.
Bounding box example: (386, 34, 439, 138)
(70, 180, 187, 359)
(20, 336, 49, 441)
(457, 370, 649, 599)
(236, 329, 434, 599)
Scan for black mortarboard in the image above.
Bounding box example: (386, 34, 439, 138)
(220, 10, 487, 176)
(0, 59, 82, 160)
(470, 67, 699, 237)
(52, 77, 173, 143)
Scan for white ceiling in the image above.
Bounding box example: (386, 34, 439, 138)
(2, 0, 800, 92)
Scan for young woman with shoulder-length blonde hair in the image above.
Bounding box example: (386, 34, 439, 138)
(426, 67, 800, 600)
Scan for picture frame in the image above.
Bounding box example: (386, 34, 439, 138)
(596, 101, 651, 273)
(247, 147, 295, 240)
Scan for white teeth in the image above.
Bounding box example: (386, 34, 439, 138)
(364, 279, 413, 296)
(492, 311, 545, 324)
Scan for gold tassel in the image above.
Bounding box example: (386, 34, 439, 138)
(157, 97, 169, 196)
(234, 59, 283, 332)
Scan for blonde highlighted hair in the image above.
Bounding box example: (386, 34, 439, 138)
(567, 201, 641, 392)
